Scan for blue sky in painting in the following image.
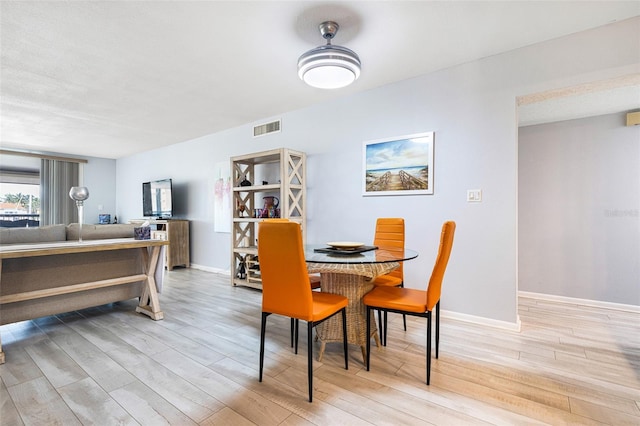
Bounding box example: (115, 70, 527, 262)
(366, 136, 431, 171)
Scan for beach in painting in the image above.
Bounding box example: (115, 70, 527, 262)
(366, 165, 428, 191)
(364, 133, 433, 193)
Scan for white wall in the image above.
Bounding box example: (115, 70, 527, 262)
(519, 112, 640, 305)
(82, 157, 117, 224)
(116, 17, 640, 324)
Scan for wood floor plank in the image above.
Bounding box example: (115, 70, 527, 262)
(0, 346, 44, 388)
(278, 412, 317, 426)
(6, 376, 81, 425)
(353, 367, 550, 426)
(111, 310, 228, 366)
(428, 370, 604, 425)
(0, 377, 24, 426)
(109, 380, 199, 426)
(569, 396, 640, 426)
(87, 312, 172, 356)
(23, 338, 87, 389)
(200, 406, 257, 426)
(151, 347, 293, 425)
(57, 377, 138, 425)
(432, 357, 572, 411)
(435, 353, 640, 417)
(35, 318, 138, 392)
(313, 364, 489, 425)
(1, 268, 638, 425)
(106, 345, 222, 423)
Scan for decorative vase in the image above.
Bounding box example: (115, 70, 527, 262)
(69, 186, 90, 242)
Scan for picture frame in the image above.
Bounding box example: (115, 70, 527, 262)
(362, 131, 434, 196)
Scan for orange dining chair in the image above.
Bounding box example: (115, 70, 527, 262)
(263, 218, 320, 286)
(261, 218, 321, 351)
(371, 217, 406, 345)
(364, 221, 455, 385)
(258, 221, 348, 402)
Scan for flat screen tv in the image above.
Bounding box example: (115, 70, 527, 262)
(142, 178, 173, 219)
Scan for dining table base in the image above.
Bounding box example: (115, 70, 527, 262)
(315, 272, 381, 363)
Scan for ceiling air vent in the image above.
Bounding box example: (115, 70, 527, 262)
(253, 119, 281, 137)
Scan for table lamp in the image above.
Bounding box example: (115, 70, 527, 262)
(69, 186, 89, 242)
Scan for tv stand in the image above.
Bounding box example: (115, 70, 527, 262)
(130, 219, 190, 270)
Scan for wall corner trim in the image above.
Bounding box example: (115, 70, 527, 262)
(519, 291, 640, 313)
(441, 310, 521, 332)
(190, 264, 230, 275)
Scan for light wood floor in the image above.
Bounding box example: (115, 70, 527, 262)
(1, 268, 638, 425)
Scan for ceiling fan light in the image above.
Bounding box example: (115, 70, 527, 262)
(301, 65, 356, 89)
(297, 21, 361, 89)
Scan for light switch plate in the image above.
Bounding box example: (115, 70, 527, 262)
(467, 189, 482, 202)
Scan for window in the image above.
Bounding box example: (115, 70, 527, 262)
(0, 168, 40, 227)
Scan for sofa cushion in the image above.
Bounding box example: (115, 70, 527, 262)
(0, 224, 67, 244)
(66, 223, 135, 240)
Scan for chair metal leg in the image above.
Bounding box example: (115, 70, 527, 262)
(377, 309, 384, 346)
(435, 301, 440, 359)
(366, 306, 372, 371)
(401, 282, 407, 331)
(294, 319, 299, 354)
(259, 312, 268, 382)
(290, 318, 294, 348)
(307, 321, 313, 402)
(341, 308, 349, 370)
(426, 311, 432, 385)
(383, 311, 388, 346)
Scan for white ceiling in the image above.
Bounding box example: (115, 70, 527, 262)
(1, 1, 639, 159)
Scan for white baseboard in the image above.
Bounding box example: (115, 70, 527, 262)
(182, 266, 524, 330)
(189, 264, 230, 275)
(441, 309, 521, 332)
(519, 291, 640, 313)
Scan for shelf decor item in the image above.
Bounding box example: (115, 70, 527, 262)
(134, 226, 151, 240)
(69, 186, 89, 242)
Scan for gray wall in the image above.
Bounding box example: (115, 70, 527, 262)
(519, 112, 639, 305)
(114, 17, 640, 324)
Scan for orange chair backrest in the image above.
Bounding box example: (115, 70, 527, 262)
(373, 218, 405, 280)
(258, 221, 314, 320)
(425, 221, 456, 311)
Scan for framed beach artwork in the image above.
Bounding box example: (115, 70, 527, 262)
(363, 131, 434, 196)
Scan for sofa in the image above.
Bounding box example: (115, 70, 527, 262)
(0, 223, 136, 244)
(0, 223, 165, 363)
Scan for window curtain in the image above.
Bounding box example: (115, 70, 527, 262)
(40, 159, 79, 225)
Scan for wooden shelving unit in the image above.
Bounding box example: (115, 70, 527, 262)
(230, 148, 306, 289)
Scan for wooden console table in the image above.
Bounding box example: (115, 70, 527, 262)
(0, 238, 168, 363)
(129, 219, 190, 270)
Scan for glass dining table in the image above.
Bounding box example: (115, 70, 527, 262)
(304, 244, 419, 363)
